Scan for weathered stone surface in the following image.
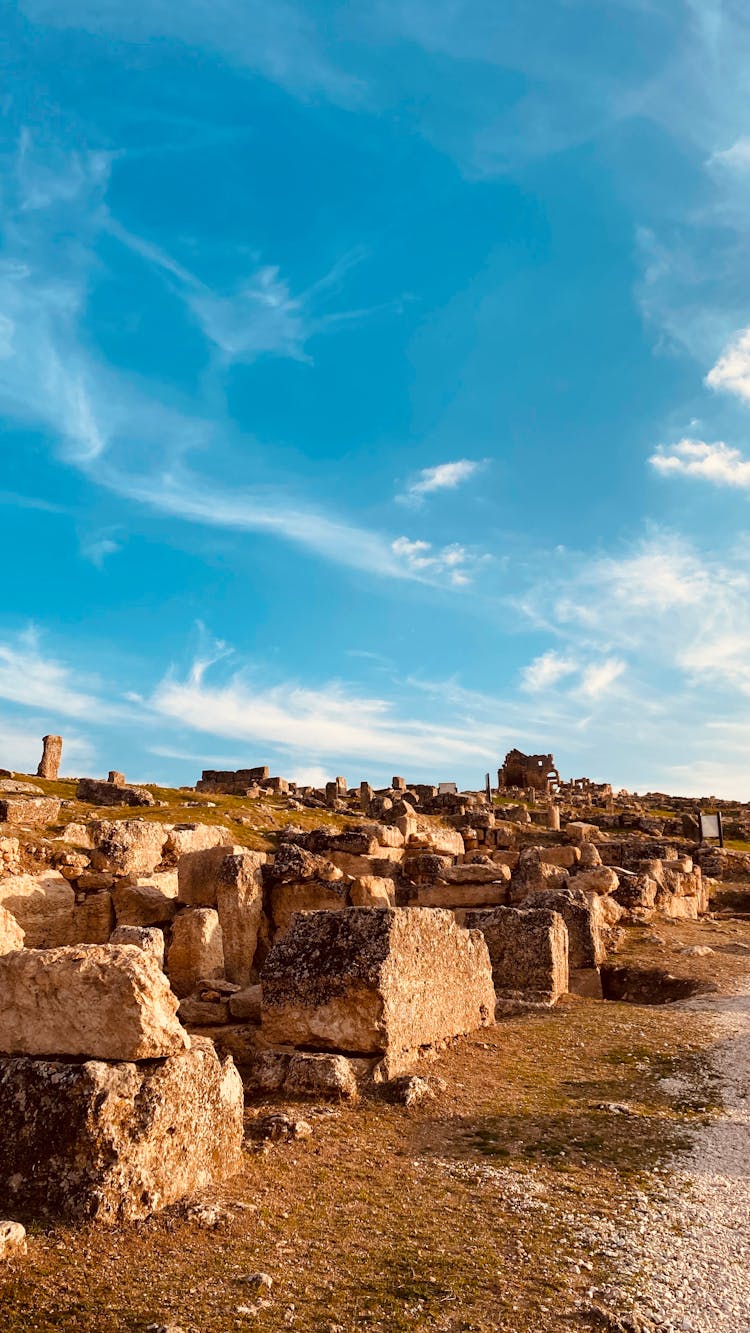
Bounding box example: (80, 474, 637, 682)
(241, 1048, 359, 1099)
(539, 846, 580, 869)
(179, 996, 229, 1026)
(0, 1039, 242, 1223)
(72, 891, 114, 944)
(164, 823, 233, 860)
(37, 735, 63, 780)
(215, 852, 267, 986)
(0, 1220, 26, 1260)
(0, 906, 24, 956)
(177, 844, 237, 907)
(0, 796, 61, 826)
(571, 866, 619, 896)
(110, 925, 165, 965)
(228, 983, 262, 1022)
(522, 884, 604, 970)
(285, 1052, 358, 1101)
(0, 872, 74, 948)
(414, 872, 510, 909)
(167, 909, 224, 998)
(91, 820, 167, 877)
(113, 881, 177, 928)
(76, 778, 155, 808)
(460, 907, 568, 1004)
(0, 944, 189, 1060)
(265, 841, 344, 886)
(270, 877, 350, 938)
(261, 908, 494, 1065)
(350, 876, 396, 908)
(406, 825, 465, 857)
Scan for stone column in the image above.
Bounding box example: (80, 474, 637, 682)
(546, 801, 561, 831)
(37, 736, 63, 780)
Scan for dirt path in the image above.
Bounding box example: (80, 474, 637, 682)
(612, 980, 750, 1332)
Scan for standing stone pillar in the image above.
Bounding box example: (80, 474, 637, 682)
(37, 736, 63, 780)
(546, 801, 561, 831)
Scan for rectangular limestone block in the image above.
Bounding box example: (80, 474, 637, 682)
(215, 851, 267, 986)
(0, 872, 74, 948)
(0, 944, 190, 1060)
(415, 876, 510, 909)
(177, 844, 238, 907)
(261, 907, 495, 1063)
(459, 907, 569, 1004)
(270, 877, 350, 939)
(0, 796, 61, 826)
(0, 1039, 243, 1223)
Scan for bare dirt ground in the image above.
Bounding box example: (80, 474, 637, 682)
(3, 905, 749, 1333)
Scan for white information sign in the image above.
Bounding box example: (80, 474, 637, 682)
(699, 813, 720, 840)
(438, 782, 458, 795)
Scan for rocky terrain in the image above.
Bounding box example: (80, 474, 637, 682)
(1, 747, 749, 1330)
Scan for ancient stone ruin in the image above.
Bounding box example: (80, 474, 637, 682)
(498, 748, 560, 792)
(0, 739, 728, 1264)
(37, 735, 62, 780)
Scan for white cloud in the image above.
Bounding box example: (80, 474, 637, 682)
(0, 630, 111, 721)
(710, 138, 750, 172)
(577, 658, 626, 701)
(0, 138, 486, 591)
(390, 536, 482, 586)
(521, 651, 577, 693)
(705, 328, 750, 402)
(151, 658, 496, 769)
(650, 438, 750, 488)
(398, 459, 484, 507)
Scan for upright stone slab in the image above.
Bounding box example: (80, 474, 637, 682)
(459, 907, 568, 1004)
(0, 1039, 243, 1223)
(0, 944, 189, 1060)
(167, 908, 224, 998)
(37, 735, 63, 780)
(261, 908, 494, 1070)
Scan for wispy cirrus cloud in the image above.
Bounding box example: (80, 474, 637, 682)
(396, 458, 486, 508)
(650, 438, 750, 488)
(19, 0, 363, 106)
(0, 135, 485, 590)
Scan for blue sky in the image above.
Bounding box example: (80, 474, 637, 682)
(3, 0, 750, 796)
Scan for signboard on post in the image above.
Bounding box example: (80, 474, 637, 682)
(438, 782, 457, 795)
(698, 811, 724, 847)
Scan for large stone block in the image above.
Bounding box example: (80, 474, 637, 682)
(0, 1039, 243, 1223)
(522, 885, 604, 970)
(164, 822, 234, 861)
(0, 796, 61, 826)
(113, 881, 177, 928)
(72, 891, 115, 944)
(0, 944, 189, 1060)
(269, 877, 350, 938)
(261, 908, 494, 1068)
(76, 778, 155, 808)
(215, 851, 267, 986)
(0, 872, 74, 948)
(177, 844, 237, 907)
(90, 820, 167, 877)
(167, 908, 224, 998)
(177, 848, 266, 984)
(0, 906, 24, 955)
(459, 907, 568, 1004)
